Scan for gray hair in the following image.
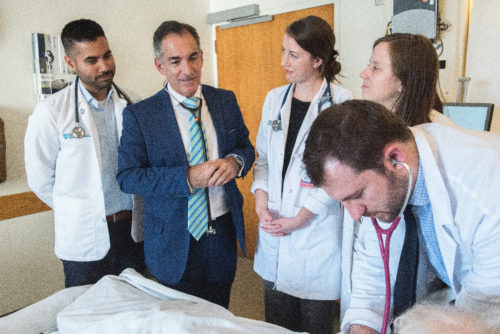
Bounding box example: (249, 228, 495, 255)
(153, 20, 200, 60)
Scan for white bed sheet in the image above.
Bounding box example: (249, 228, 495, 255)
(56, 268, 304, 333)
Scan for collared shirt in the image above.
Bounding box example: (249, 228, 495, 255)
(166, 83, 229, 219)
(79, 81, 132, 215)
(409, 162, 450, 286)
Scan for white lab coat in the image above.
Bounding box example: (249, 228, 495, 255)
(252, 79, 352, 300)
(340, 110, 459, 324)
(24, 81, 143, 262)
(341, 123, 500, 332)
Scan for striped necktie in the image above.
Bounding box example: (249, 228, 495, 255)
(185, 97, 208, 240)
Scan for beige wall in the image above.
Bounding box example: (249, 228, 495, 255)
(210, 0, 390, 96)
(0, 0, 212, 197)
(209, 0, 472, 106)
(0, 0, 211, 314)
(210, 0, 499, 127)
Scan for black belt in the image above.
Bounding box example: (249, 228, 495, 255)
(106, 210, 132, 223)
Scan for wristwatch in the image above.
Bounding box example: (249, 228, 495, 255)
(227, 154, 244, 176)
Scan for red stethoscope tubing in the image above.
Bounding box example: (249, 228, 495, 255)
(371, 215, 402, 334)
(370, 159, 412, 334)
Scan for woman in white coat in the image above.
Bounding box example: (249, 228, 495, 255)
(252, 16, 352, 334)
(341, 34, 458, 333)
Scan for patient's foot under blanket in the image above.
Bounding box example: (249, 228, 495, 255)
(57, 268, 304, 334)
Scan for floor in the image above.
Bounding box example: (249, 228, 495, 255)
(230, 256, 341, 333)
(229, 256, 265, 321)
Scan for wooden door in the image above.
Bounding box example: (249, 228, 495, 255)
(216, 5, 334, 257)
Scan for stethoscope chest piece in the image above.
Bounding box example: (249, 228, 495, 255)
(318, 93, 332, 110)
(72, 125, 85, 138)
(268, 119, 282, 132)
(71, 76, 132, 139)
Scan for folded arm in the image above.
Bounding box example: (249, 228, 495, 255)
(24, 104, 58, 208)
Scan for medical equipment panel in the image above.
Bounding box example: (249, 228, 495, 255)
(443, 103, 494, 131)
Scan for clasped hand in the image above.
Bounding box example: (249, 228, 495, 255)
(255, 189, 312, 237)
(188, 156, 240, 189)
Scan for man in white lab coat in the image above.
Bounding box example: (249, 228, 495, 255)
(24, 19, 144, 287)
(303, 100, 500, 333)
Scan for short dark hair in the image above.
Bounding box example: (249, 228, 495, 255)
(153, 21, 200, 60)
(61, 19, 106, 56)
(303, 99, 413, 186)
(373, 33, 442, 126)
(286, 15, 341, 81)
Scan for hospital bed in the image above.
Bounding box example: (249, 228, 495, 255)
(0, 269, 303, 334)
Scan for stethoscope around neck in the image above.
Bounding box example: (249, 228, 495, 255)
(164, 84, 214, 227)
(371, 159, 413, 334)
(268, 81, 333, 132)
(72, 76, 133, 138)
(179, 95, 209, 163)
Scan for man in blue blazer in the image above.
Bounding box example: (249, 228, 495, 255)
(117, 21, 254, 308)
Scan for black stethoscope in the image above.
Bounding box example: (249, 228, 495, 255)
(371, 159, 413, 334)
(179, 97, 211, 177)
(268, 82, 333, 132)
(72, 76, 133, 138)
(165, 86, 208, 164)
(181, 97, 209, 161)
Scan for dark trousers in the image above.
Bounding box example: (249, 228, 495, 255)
(264, 280, 338, 334)
(164, 212, 237, 308)
(62, 219, 145, 288)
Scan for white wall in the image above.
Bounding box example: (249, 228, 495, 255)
(466, 0, 500, 131)
(333, 0, 390, 97)
(0, 0, 211, 314)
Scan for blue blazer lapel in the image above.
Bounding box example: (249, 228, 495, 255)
(202, 85, 224, 155)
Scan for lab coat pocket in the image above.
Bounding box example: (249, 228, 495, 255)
(283, 210, 340, 297)
(58, 135, 95, 175)
(294, 159, 314, 207)
(53, 195, 94, 256)
(294, 186, 312, 208)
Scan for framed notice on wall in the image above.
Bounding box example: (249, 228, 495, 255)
(31, 33, 75, 102)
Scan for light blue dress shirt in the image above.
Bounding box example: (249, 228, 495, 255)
(408, 162, 450, 286)
(79, 82, 132, 215)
